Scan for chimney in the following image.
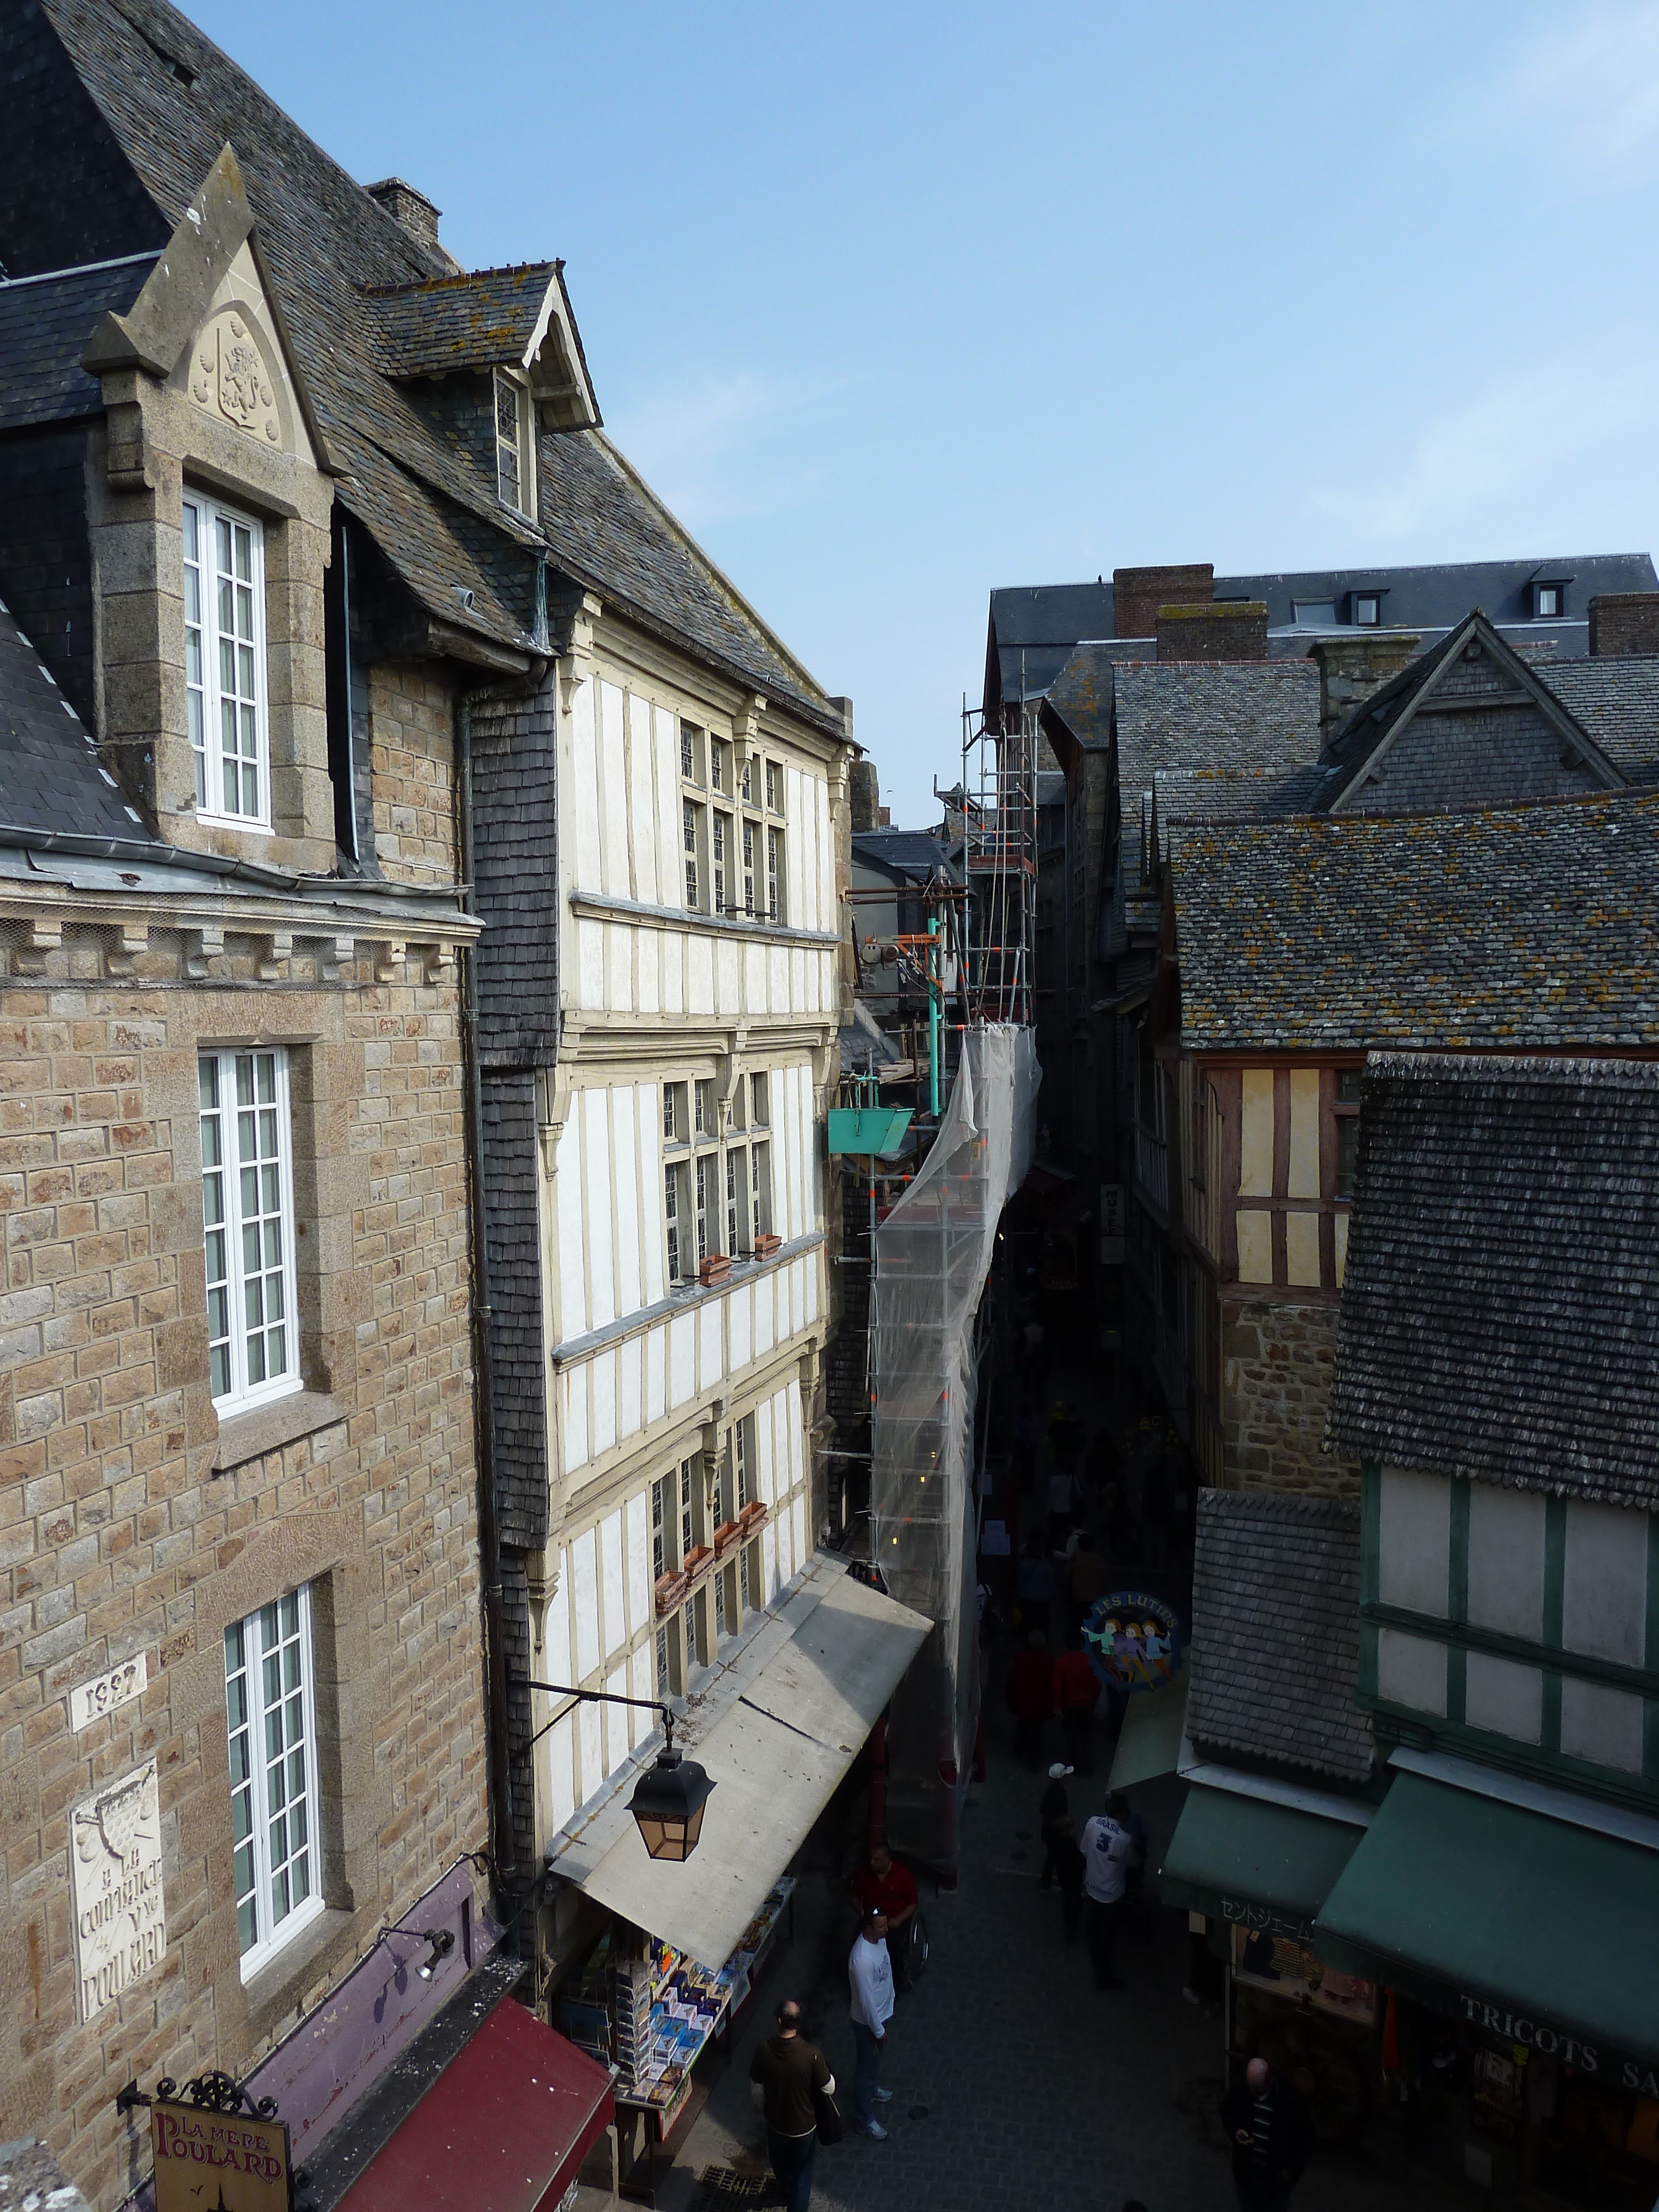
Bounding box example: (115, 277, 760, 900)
(1589, 592, 1659, 657)
(1308, 634, 1422, 745)
(1114, 564, 1213, 639)
(1156, 601, 1267, 662)
(365, 176, 446, 256)
(848, 758, 881, 833)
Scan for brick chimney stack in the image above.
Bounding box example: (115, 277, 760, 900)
(1114, 564, 1213, 639)
(848, 759, 881, 832)
(1588, 593, 1659, 656)
(1156, 601, 1269, 661)
(1308, 635, 1422, 746)
(365, 176, 447, 257)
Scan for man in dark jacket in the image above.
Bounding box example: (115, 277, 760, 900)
(1220, 2057, 1312, 2211)
(750, 1999, 834, 2212)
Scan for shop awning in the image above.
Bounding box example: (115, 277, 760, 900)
(1109, 1673, 1188, 1793)
(1159, 1781, 1365, 1929)
(335, 1996, 613, 2212)
(559, 1567, 929, 1970)
(1314, 1770, 1659, 2064)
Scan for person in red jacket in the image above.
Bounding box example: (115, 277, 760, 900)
(1053, 1628, 1101, 1773)
(1005, 1629, 1055, 1770)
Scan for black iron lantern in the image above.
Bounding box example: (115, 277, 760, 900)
(627, 1742, 715, 1862)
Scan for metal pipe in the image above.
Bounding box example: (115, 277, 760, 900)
(927, 915, 941, 1117)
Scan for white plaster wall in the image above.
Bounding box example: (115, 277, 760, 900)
(1376, 1626, 1447, 1715)
(1563, 1500, 1648, 1667)
(1467, 1483, 1546, 1640)
(599, 681, 630, 897)
(1378, 1469, 1451, 1616)
(1561, 1678, 1645, 1772)
(1464, 1652, 1542, 1744)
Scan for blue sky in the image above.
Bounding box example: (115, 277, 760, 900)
(186, 0, 1659, 824)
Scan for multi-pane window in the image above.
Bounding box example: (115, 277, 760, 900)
(680, 724, 695, 780)
(1334, 1068, 1362, 1199)
(766, 827, 784, 922)
(695, 1155, 712, 1265)
(679, 1456, 696, 1563)
(495, 370, 531, 514)
(695, 1081, 712, 1139)
(225, 1587, 322, 1975)
(200, 1048, 298, 1412)
(742, 820, 757, 916)
(725, 1147, 743, 1255)
(651, 1473, 672, 1580)
(735, 1415, 752, 1510)
(664, 1162, 685, 1283)
(765, 759, 782, 813)
(709, 738, 727, 796)
(740, 754, 754, 805)
(663, 1084, 683, 1145)
(752, 1142, 771, 1247)
(184, 493, 267, 826)
(682, 798, 701, 910)
(750, 1072, 769, 1129)
(712, 811, 730, 915)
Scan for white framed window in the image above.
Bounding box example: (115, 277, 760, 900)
(225, 1585, 325, 1977)
(740, 753, 754, 805)
(750, 1072, 769, 1129)
(682, 797, 703, 910)
(752, 1139, 772, 1246)
(1353, 593, 1380, 627)
(766, 827, 784, 923)
(679, 1454, 697, 1563)
(494, 370, 534, 515)
(200, 1048, 299, 1413)
(1536, 583, 1563, 619)
(183, 492, 269, 827)
(680, 722, 701, 784)
(709, 737, 727, 796)
(712, 810, 731, 915)
(765, 759, 782, 813)
(725, 1146, 744, 1255)
(664, 1161, 686, 1284)
(694, 1154, 712, 1266)
(694, 1079, 713, 1139)
(663, 1082, 687, 1146)
(742, 819, 757, 916)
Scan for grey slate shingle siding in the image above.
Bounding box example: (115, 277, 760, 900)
(1328, 1055, 1659, 1511)
(1544, 657, 1659, 786)
(1187, 1488, 1373, 1783)
(0, 428, 100, 731)
(0, 256, 155, 432)
(468, 685, 560, 1069)
(1173, 792, 1659, 1051)
(0, 596, 150, 843)
(481, 1071, 549, 1553)
(499, 1547, 536, 1874)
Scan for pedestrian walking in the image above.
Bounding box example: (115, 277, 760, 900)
(848, 1905, 896, 2136)
(1005, 1629, 1055, 1770)
(1053, 1628, 1100, 1772)
(1081, 1792, 1138, 1990)
(1220, 2056, 1313, 2212)
(1050, 1813, 1086, 1942)
(1037, 1760, 1071, 1889)
(749, 1998, 835, 2212)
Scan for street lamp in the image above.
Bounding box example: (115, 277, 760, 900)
(523, 1681, 716, 1863)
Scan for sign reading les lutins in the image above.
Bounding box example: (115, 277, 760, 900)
(151, 2102, 291, 2212)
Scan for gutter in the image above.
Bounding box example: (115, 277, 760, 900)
(0, 821, 477, 903)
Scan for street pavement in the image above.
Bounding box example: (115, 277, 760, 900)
(669, 1700, 1472, 2212)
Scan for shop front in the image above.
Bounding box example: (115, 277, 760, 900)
(1159, 1773, 1379, 2145)
(1312, 1759, 1659, 2210)
(546, 1565, 930, 2202)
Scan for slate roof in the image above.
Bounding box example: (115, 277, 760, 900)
(1328, 1055, 1659, 1510)
(28, 0, 836, 726)
(1152, 763, 1325, 848)
(0, 252, 156, 431)
(852, 830, 950, 881)
(1114, 660, 1322, 798)
(1173, 792, 1659, 1051)
(1541, 656, 1659, 786)
(368, 262, 563, 375)
(1187, 1488, 1373, 1783)
(0, 595, 154, 845)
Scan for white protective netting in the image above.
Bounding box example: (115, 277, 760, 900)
(870, 1024, 1039, 1863)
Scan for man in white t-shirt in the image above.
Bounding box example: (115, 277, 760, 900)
(847, 1905, 896, 2137)
(1080, 1793, 1138, 1991)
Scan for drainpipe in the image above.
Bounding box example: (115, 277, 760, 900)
(927, 914, 941, 1118)
(457, 688, 517, 1916)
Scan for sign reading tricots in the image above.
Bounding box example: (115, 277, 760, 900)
(71, 1756, 166, 2023)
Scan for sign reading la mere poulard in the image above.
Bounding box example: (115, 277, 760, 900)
(151, 2103, 292, 2212)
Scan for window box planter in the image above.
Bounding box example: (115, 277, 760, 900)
(752, 1233, 783, 1260)
(683, 1545, 714, 1584)
(713, 1520, 743, 1559)
(654, 1571, 690, 1617)
(737, 1500, 768, 1536)
(698, 1253, 733, 1286)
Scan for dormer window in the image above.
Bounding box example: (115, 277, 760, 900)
(494, 369, 534, 516)
(1293, 598, 1336, 629)
(1534, 581, 1566, 620)
(1353, 593, 1380, 627)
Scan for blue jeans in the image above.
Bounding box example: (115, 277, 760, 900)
(767, 2126, 816, 2212)
(852, 2020, 884, 2124)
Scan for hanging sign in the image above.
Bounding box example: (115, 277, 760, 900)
(151, 2094, 291, 2212)
(1083, 1590, 1183, 1693)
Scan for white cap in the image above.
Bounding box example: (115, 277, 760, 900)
(1048, 1762, 1074, 1780)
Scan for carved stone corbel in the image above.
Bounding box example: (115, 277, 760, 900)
(712, 1026, 746, 1136)
(538, 1063, 575, 1173)
(106, 923, 149, 976)
(551, 588, 602, 715)
(257, 930, 293, 982)
(15, 918, 63, 974)
(184, 924, 225, 979)
(373, 940, 405, 983)
(319, 933, 354, 982)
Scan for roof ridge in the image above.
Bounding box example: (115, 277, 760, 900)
(360, 260, 562, 299)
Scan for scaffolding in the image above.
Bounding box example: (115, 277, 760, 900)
(959, 682, 1037, 1028)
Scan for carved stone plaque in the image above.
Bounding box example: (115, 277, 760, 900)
(189, 309, 283, 446)
(70, 1756, 166, 2022)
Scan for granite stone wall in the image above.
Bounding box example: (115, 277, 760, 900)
(1220, 1290, 1358, 1497)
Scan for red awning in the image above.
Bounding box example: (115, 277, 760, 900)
(337, 1999, 613, 2212)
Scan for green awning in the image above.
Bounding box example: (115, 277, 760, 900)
(1108, 1673, 1188, 1793)
(1159, 1783, 1365, 1932)
(1314, 1772, 1659, 2065)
